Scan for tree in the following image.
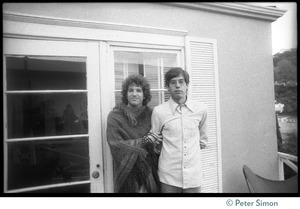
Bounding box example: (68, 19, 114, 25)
(273, 48, 297, 115)
(274, 59, 297, 84)
(273, 48, 297, 67)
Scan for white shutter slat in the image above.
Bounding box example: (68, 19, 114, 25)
(144, 64, 159, 89)
(148, 91, 160, 108)
(128, 63, 139, 75)
(186, 37, 221, 193)
(114, 63, 124, 90)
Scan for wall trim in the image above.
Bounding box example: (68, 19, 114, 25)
(163, 2, 286, 22)
(3, 12, 188, 37)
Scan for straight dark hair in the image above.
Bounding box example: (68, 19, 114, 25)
(165, 67, 190, 87)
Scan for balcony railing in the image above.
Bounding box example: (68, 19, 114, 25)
(278, 152, 298, 180)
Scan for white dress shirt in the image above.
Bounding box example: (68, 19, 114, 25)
(151, 97, 208, 188)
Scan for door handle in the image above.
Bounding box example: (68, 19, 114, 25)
(92, 171, 100, 179)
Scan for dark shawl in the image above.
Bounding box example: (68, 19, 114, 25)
(106, 103, 160, 193)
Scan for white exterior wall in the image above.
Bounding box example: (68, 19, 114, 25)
(3, 3, 282, 193)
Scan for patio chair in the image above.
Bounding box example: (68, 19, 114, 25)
(243, 164, 298, 193)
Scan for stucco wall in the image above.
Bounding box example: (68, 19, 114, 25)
(3, 3, 278, 193)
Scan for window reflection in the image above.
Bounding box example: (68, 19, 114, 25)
(7, 93, 88, 138)
(6, 56, 86, 91)
(7, 138, 89, 190)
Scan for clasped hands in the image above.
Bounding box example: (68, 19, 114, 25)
(147, 132, 163, 154)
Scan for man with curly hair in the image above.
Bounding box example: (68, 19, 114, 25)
(107, 74, 161, 193)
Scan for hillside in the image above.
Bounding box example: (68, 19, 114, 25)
(273, 48, 297, 115)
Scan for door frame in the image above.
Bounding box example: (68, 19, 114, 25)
(3, 38, 104, 193)
(100, 42, 185, 192)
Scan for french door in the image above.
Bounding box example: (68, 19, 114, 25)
(3, 38, 104, 193)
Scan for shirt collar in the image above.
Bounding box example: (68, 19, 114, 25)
(168, 96, 195, 115)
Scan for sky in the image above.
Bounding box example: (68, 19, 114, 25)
(251, 2, 297, 55)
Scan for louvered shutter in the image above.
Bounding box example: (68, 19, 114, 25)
(144, 61, 160, 108)
(114, 62, 124, 104)
(127, 63, 139, 76)
(185, 37, 222, 193)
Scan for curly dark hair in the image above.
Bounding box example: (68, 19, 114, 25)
(165, 67, 190, 87)
(121, 74, 152, 106)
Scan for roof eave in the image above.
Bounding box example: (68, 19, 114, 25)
(161, 2, 286, 22)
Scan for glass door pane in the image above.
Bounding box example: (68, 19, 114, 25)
(7, 138, 89, 190)
(7, 93, 88, 138)
(6, 56, 87, 91)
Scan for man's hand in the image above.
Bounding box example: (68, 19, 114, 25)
(147, 132, 163, 154)
(148, 132, 162, 144)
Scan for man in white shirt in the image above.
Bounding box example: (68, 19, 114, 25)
(151, 67, 208, 193)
